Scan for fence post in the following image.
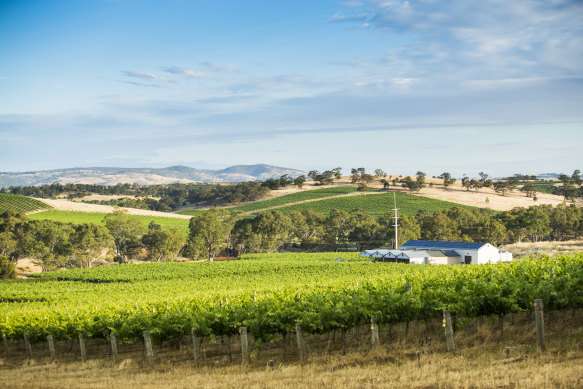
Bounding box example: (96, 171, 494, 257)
(191, 330, 200, 367)
(371, 316, 379, 351)
(23, 334, 33, 362)
(295, 323, 307, 362)
(443, 311, 455, 352)
(2, 334, 8, 355)
(225, 335, 232, 362)
(239, 327, 249, 364)
(110, 332, 118, 363)
(143, 331, 154, 364)
(79, 334, 87, 362)
(534, 299, 545, 351)
(47, 335, 56, 361)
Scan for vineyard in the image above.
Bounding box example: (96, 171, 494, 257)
(0, 193, 51, 213)
(27, 210, 190, 234)
(269, 191, 478, 217)
(1, 253, 582, 345)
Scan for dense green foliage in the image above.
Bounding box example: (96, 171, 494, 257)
(1, 253, 582, 343)
(0, 193, 51, 213)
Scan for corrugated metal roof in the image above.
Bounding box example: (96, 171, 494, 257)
(401, 240, 487, 250)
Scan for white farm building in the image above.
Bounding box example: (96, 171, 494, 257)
(359, 240, 512, 265)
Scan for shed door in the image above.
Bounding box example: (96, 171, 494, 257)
(464, 256, 472, 265)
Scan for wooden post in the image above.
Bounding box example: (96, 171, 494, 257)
(340, 328, 346, 355)
(47, 335, 56, 361)
(24, 334, 33, 361)
(443, 311, 455, 352)
(370, 316, 379, 351)
(79, 334, 87, 362)
(191, 330, 200, 366)
(143, 331, 154, 364)
(110, 332, 118, 363)
(2, 334, 8, 354)
(239, 327, 249, 364)
(534, 299, 545, 351)
(225, 335, 232, 362)
(295, 323, 307, 361)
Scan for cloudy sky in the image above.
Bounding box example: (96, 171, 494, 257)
(1, 0, 581, 177)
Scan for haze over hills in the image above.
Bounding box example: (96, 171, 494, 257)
(0, 165, 306, 188)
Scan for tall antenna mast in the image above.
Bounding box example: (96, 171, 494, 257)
(393, 192, 399, 249)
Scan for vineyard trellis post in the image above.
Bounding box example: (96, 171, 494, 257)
(47, 335, 56, 361)
(79, 333, 87, 362)
(2, 334, 8, 355)
(535, 299, 545, 351)
(295, 323, 307, 361)
(443, 311, 455, 353)
(370, 316, 379, 351)
(24, 334, 33, 362)
(143, 331, 154, 364)
(110, 332, 118, 363)
(191, 330, 200, 366)
(239, 327, 249, 364)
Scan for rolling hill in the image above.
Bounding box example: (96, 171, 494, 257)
(0, 164, 305, 188)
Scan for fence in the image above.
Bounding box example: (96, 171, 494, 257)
(2, 301, 581, 368)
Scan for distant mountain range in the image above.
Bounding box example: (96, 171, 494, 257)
(0, 165, 306, 188)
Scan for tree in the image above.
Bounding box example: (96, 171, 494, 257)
(20, 220, 74, 271)
(142, 222, 186, 262)
(103, 210, 145, 263)
(374, 169, 386, 178)
(461, 177, 471, 191)
(348, 209, 383, 250)
(438, 172, 456, 188)
(70, 224, 112, 268)
(253, 210, 292, 252)
(0, 255, 16, 279)
(333, 167, 342, 180)
(294, 175, 306, 189)
(520, 183, 536, 198)
(324, 209, 351, 251)
(189, 208, 232, 259)
(572, 169, 582, 186)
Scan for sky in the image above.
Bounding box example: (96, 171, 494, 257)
(0, 0, 582, 178)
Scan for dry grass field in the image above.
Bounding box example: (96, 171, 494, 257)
(2, 310, 582, 388)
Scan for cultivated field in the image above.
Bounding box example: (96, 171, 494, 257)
(0, 193, 52, 213)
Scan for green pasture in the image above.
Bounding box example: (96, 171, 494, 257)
(28, 210, 191, 234)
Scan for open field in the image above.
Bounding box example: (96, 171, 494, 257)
(501, 239, 583, 258)
(0, 193, 52, 213)
(31, 198, 191, 219)
(27, 210, 190, 234)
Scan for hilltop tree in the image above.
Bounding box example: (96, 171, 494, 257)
(294, 175, 306, 189)
(438, 172, 456, 188)
(333, 167, 342, 180)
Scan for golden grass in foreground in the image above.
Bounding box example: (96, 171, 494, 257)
(2, 312, 582, 389)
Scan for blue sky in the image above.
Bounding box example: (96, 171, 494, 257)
(0, 0, 581, 177)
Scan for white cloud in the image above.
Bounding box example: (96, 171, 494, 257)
(121, 70, 168, 82)
(161, 66, 214, 79)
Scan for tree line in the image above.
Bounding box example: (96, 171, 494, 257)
(2, 201, 581, 277)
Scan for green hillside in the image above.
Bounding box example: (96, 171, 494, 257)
(265, 191, 477, 217)
(0, 193, 51, 213)
(178, 186, 359, 216)
(28, 210, 190, 234)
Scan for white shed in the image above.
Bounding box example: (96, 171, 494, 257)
(400, 240, 505, 264)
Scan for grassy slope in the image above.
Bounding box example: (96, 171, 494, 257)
(178, 186, 359, 216)
(0, 193, 51, 213)
(268, 191, 478, 217)
(28, 210, 190, 234)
